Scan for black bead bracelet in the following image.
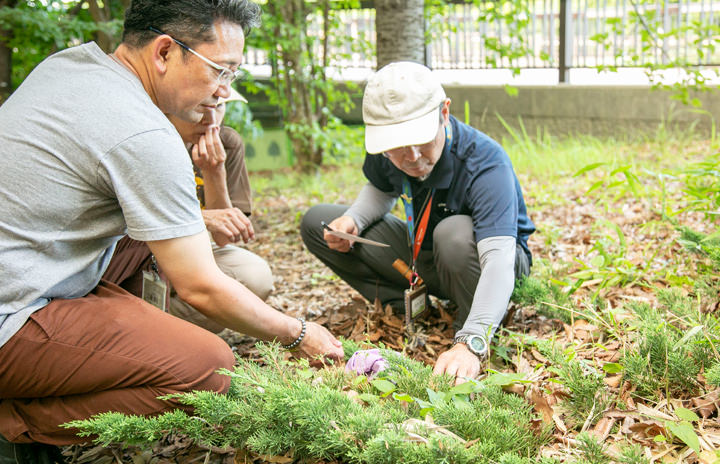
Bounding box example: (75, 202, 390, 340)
(282, 317, 306, 350)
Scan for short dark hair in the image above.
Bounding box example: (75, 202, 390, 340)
(122, 0, 261, 49)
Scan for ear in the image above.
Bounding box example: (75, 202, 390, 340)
(442, 98, 452, 125)
(149, 36, 175, 75)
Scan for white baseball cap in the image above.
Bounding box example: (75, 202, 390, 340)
(362, 61, 446, 154)
(219, 87, 247, 104)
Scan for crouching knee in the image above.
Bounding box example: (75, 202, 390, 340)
(433, 216, 477, 274)
(187, 333, 235, 395)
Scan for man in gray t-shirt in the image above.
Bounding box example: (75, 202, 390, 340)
(0, 0, 342, 452)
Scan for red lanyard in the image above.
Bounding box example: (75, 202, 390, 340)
(412, 190, 434, 263)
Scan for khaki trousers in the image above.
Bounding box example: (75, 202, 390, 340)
(0, 239, 234, 446)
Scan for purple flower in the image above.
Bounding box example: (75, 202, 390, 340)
(345, 349, 388, 377)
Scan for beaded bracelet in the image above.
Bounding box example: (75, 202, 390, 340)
(282, 317, 306, 350)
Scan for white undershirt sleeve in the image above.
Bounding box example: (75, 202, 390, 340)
(344, 183, 398, 232)
(455, 235, 517, 341)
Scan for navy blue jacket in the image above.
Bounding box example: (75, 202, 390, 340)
(362, 115, 535, 263)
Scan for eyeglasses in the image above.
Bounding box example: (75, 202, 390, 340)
(382, 145, 423, 161)
(148, 27, 243, 86)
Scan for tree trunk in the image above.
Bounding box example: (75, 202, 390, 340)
(87, 0, 117, 52)
(0, 0, 18, 104)
(375, 0, 426, 70)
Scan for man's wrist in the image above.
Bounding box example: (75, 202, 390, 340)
(453, 334, 488, 360)
(199, 164, 227, 180)
(281, 317, 306, 350)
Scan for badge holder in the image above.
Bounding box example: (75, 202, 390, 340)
(404, 283, 428, 327)
(393, 258, 429, 329)
(141, 255, 167, 311)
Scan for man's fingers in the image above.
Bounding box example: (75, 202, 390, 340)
(197, 134, 208, 159)
(299, 322, 344, 360)
(432, 358, 447, 376)
(323, 232, 352, 252)
(191, 144, 200, 163)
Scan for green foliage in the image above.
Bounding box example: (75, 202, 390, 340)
(574, 432, 610, 464)
(0, 1, 122, 88)
(706, 363, 720, 388)
(66, 341, 550, 463)
(427, 0, 551, 78)
(622, 302, 704, 399)
(680, 152, 720, 216)
(432, 385, 551, 461)
(590, 0, 720, 107)
(242, 0, 367, 169)
(677, 225, 720, 272)
(567, 219, 655, 295)
(617, 443, 650, 464)
(539, 344, 608, 426)
(223, 99, 264, 141)
(511, 276, 573, 323)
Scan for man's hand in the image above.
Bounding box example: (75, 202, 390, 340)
(203, 208, 255, 246)
(191, 126, 226, 173)
(433, 343, 482, 385)
(296, 321, 344, 361)
(323, 215, 359, 253)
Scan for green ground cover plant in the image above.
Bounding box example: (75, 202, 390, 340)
(67, 342, 552, 464)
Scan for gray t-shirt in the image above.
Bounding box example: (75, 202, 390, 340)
(0, 43, 205, 348)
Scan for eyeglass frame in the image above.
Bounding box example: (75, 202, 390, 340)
(148, 27, 243, 86)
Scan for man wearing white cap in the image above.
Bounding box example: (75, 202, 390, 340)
(105, 88, 274, 333)
(301, 61, 535, 383)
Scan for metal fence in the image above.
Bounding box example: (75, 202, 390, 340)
(243, 0, 720, 76)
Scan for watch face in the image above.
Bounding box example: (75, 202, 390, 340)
(468, 336, 488, 356)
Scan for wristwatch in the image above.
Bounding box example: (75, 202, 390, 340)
(453, 334, 489, 360)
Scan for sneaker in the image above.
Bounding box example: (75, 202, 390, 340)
(0, 433, 64, 464)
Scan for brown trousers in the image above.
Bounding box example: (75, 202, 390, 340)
(0, 238, 235, 445)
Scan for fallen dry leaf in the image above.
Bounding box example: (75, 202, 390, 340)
(530, 387, 555, 425)
(692, 389, 720, 419)
(604, 374, 622, 389)
(591, 416, 616, 441)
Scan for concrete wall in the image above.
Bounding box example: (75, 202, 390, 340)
(335, 84, 720, 141)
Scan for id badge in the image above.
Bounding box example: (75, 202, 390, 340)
(404, 284, 428, 327)
(142, 270, 167, 311)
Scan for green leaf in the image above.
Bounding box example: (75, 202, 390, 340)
(452, 395, 473, 409)
(504, 84, 519, 97)
(484, 372, 529, 387)
(675, 325, 704, 348)
(426, 388, 446, 405)
(667, 421, 701, 453)
(358, 393, 379, 403)
(602, 362, 623, 374)
(590, 255, 605, 268)
(449, 382, 476, 395)
(675, 407, 700, 422)
(371, 379, 396, 394)
(574, 162, 606, 177)
(415, 398, 433, 410)
(392, 392, 414, 403)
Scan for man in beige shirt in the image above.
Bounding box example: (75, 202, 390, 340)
(168, 89, 274, 333)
